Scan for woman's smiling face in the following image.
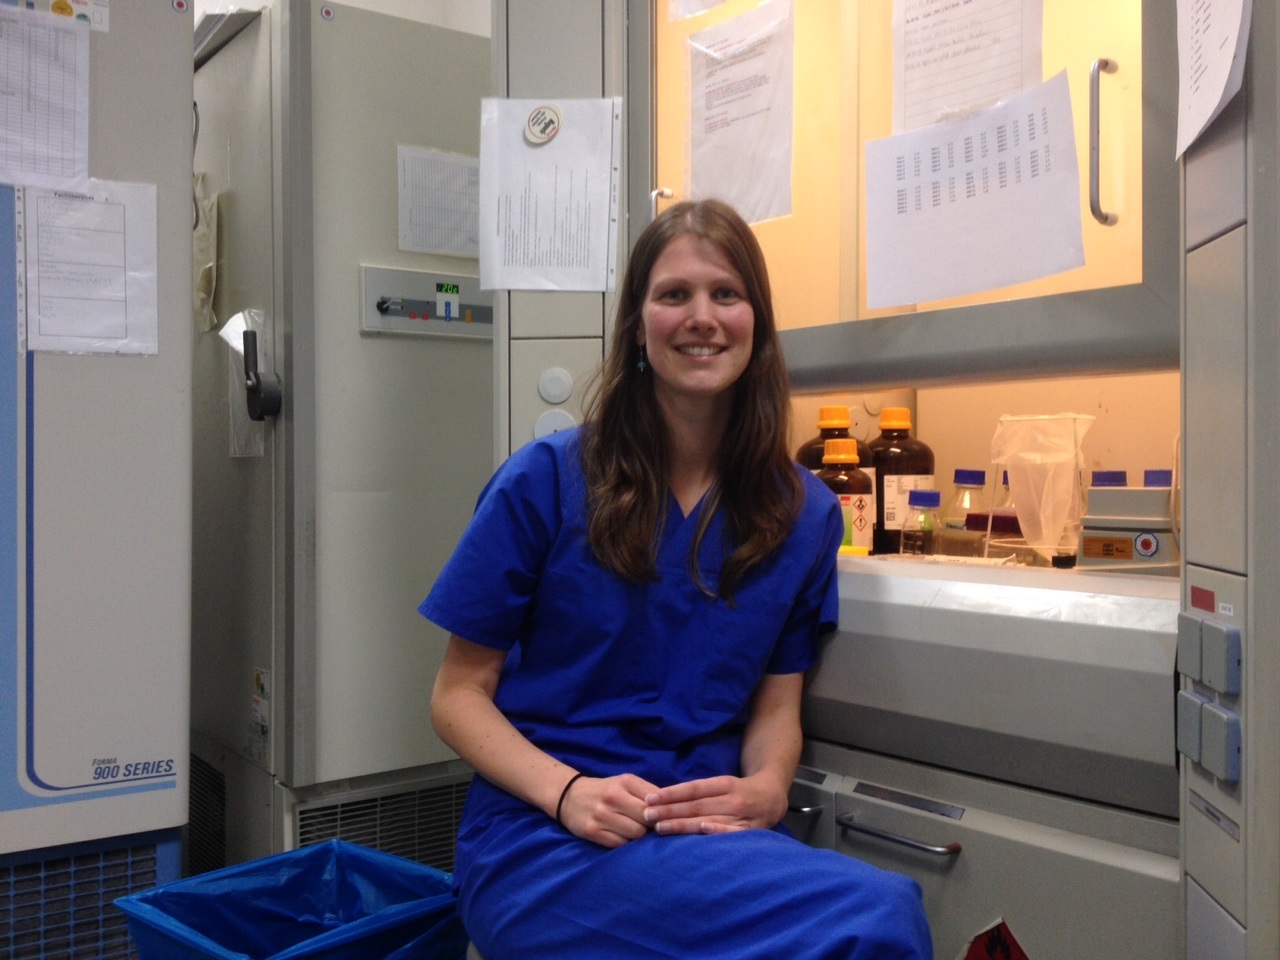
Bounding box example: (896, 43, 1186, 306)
(638, 233, 755, 413)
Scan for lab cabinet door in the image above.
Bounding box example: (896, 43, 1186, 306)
(831, 784, 1181, 960)
(646, 0, 1179, 388)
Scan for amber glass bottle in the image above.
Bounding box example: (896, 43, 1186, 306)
(796, 406, 875, 479)
(869, 407, 935, 555)
(816, 438, 874, 553)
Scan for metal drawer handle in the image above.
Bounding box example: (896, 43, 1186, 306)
(1089, 57, 1119, 225)
(788, 803, 824, 818)
(836, 813, 962, 857)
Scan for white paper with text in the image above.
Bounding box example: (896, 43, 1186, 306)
(866, 71, 1083, 308)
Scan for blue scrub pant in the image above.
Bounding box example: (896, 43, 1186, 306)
(458, 815, 933, 960)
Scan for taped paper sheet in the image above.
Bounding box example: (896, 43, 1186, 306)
(688, 0, 794, 225)
(398, 146, 479, 258)
(865, 71, 1083, 309)
(1175, 0, 1252, 158)
(0, 6, 90, 191)
(894, 0, 1044, 133)
(24, 180, 158, 355)
(479, 97, 622, 292)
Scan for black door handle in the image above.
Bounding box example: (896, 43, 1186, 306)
(243, 329, 282, 421)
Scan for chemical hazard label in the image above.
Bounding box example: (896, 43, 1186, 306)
(956, 919, 1031, 960)
(838, 494, 873, 550)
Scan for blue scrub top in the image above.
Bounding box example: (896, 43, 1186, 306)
(420, 427, 842, 820)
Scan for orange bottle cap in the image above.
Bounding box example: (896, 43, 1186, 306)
(822, 438, 861, 464)
(879, 406, 912, 430)
(816, 405, 852, 429)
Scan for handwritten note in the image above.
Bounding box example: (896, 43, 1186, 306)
(894, 0, 1043, 133)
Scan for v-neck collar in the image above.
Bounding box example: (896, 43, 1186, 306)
(660, 488, 719, 570)
(671, 485, 710, 522)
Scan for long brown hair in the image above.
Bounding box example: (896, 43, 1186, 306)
(579, 199, 803, 600)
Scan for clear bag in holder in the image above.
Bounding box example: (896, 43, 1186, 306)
(990, 414, 1094, 563)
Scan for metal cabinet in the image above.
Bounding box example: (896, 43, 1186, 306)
(801, 745, 1181, 960)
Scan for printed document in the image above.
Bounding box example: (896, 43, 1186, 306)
(865, 71, 1083, 309)
(479, 98, 622, 292)
(0, 6, 90, 191)
(689, 0, 793, 225)
(1176, 0, 1252, 158)
(23, 180, 158, 354)
(398, 146, 479, 257)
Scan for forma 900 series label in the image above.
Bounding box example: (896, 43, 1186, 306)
(92, 757, 176, 782)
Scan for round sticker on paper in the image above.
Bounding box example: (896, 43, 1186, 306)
(1134, 532, 1160, 558)
(320, 5, 336, 20)
(173, 0, 190, 12)
(525, 105, 562, 145)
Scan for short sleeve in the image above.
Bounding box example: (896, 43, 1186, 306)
(418, 435, 568, 650)
(764, 475, 843, 675)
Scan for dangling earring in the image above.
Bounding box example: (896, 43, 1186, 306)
(636, 344, 648, 373)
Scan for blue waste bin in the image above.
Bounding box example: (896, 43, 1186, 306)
(114, 839, 468, 960)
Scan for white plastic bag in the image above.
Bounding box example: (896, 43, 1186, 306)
(193, 172, 219, 332)
(990, 414, 1094, 562)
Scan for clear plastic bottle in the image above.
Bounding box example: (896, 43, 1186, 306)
(869, 406, 935, 554)
(796, 406, 875, 483)
(937, 469, 989, 557)
(900, 488, 941, 556)
(815, 438, 874, 554)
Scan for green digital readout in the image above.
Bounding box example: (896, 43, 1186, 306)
(436, 282, 460, 295)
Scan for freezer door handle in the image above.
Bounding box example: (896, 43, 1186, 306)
(243, 329, 283, 421)
(836, 813, 962, 857)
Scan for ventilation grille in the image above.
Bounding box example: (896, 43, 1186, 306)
(0, 842, 157, 960)
(186, 752, 227, 876)
(297, 779, 470, 872)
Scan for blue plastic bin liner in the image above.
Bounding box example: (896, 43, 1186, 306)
(114, 839, 468, 960)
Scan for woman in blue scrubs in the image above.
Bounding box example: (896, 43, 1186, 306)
(422, 199, 932, 959)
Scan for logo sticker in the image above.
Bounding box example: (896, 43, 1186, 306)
(525, 105, 562, 145)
